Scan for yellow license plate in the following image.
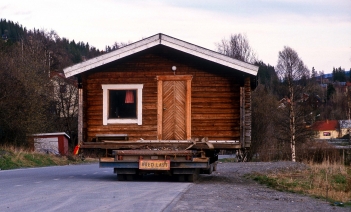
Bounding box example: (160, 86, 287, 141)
(139, 160, 170, 170)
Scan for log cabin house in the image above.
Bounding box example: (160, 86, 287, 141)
(63, 33, 258, 149)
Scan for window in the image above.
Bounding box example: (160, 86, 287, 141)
(102, 84, 143, 125)
(323, 132, 331, 136)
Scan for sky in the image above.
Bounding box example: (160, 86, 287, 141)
(1, 0, 350, 73)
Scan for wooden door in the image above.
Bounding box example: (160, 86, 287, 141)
(157, 75, 192, 140)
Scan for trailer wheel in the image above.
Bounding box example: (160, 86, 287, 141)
(202, 164, 213, 174)
(117, 174, 125, 181)
(178, 174, 185, 182)
(213, 162, 217, 171)
(126, 174, 135, 181)
(187, 173, 199, 182)
(187, 169, 199, 182)
(187, 174, 195, 182)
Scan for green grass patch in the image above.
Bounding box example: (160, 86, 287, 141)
(0, 146, 97, 170)
(23, 153, 55, 166)
(0, 155, 21, 170)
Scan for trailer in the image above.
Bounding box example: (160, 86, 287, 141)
(63, 33, 258, 181)
(83, 136, 243, 181)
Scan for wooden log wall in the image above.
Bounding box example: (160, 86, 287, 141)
(244, 77, 252, 147)
(81, 48, 251, 143)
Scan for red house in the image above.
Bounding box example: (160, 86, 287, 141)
(311, 120, 340, 139)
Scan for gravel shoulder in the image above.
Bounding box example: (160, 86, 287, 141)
(168, 162, 350, 212)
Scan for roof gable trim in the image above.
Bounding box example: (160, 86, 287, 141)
(64, 33, 258, 78)
(160, 36, 257, 75)
(64, 35, 160, 77)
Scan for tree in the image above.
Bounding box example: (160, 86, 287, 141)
(327, 83, 335, 100)
(332, 67, 346, 82)
(0, 33, 54, 145)
(250, 84, 279, 161)
(0, 19, 109, 147)
(216, 33, 257, 63)
(50, 73, 79, 147)
(311, 67, 317, 78)
(255, 61, 278, 86)
(276, 46, 310, 162)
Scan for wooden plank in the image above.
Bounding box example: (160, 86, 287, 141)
(192, 102, 239, 108)
(244, 77, 251, 147)
(157, 79, 163, 139)
(78, 88, 83, 145)
(162, 81, 176, 139)
(191, 126, 238, 131)
(192, 87, 234, 92)
(175, 81, 187, 139)
(192, 97, 236, 103)
(192, 114, 236, 119)
(80, 142, 242, 150)
(240, 87, 245, 146)
(192, 93, 238, 98)
(162, 80, 187, 140)
(192, 120, 238, 125)
(186, 78, 191, 140)
(157, 75, 192, 81)
(192, 108, 237, 114)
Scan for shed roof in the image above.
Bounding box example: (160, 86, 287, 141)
(31, 132, 70, 139)
(63, 33, 258, 78)
(311, 120, 339, 131)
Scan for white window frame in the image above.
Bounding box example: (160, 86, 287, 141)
(102, 84, 143, 125)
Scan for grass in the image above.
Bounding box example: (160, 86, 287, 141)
(0, 145, 97, 170)
(248, 160, 351, 207)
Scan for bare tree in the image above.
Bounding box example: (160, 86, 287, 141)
(251, 84, 280, 160)
(276, 46, 310, 162)
(217, 33, 257, 63)
(0, 33, 54, 145)
(50, 73, 79, 148)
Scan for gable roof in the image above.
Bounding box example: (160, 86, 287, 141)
(311, 120, 339, 131)
(63, 33, 259, 78)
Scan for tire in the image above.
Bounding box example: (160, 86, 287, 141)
(117, 174, 125, 181)
(178, 174, 185, 182)
(187, 169, 199, 182)
(202, 164, 213, 174)
(187, 174, 195, 182)
(213, 162, 217, 171)
(126, 174, 135, 181)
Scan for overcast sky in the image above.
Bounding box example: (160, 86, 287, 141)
(1, 0, 350, 73)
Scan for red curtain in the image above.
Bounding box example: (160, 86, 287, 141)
(125, 90, 134, 103)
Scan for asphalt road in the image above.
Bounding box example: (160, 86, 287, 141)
(0, 164, 190, 212)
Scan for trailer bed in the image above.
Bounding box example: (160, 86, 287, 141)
(80, 139, 242, 150)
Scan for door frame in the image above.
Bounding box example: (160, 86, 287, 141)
(156, 75, 192, 140)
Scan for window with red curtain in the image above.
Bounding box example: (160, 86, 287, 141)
(108, 90, 136, 118)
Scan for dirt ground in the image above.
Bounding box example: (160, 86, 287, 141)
(166, 162, 351, 212)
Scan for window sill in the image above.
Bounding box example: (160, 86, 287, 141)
(106, 119, 140, 125)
